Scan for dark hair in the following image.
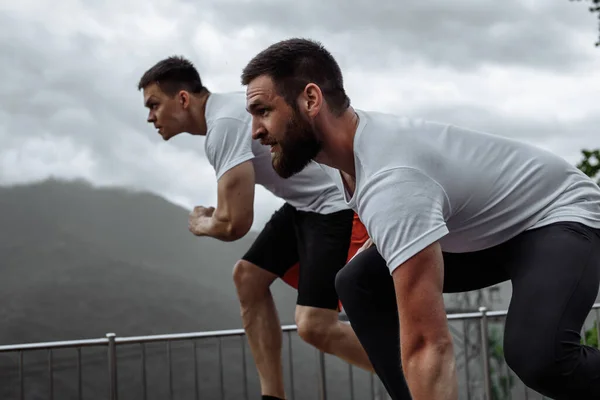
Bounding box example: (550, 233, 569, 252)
(138, 56, 206, 97)
(241, 38, 350, 116)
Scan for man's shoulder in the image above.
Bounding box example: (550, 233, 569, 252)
(205, 91, 251, 126)
(352, 110, 456, 184)
(205, 92, 251, 142)
(203, 93, 253, 161)
(358, 109, 443, 134)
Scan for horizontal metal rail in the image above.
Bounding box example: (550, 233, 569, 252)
(1, 303, 599, 400)
(0, 325, 301, 352)
(4, 302, 599, 352)
(0, 338, 109, 352)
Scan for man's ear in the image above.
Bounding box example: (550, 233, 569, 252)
(179, 90, 190, 108)
(302, 83, 323, 118)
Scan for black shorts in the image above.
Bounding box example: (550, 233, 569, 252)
(242, 203, 355, 310)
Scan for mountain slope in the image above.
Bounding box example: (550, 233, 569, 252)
(0, 179, 372, 400)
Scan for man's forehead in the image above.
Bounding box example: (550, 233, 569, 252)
(247, 75, 276, 94)
(143, 84, 164, 104)
(246, 89, 268, 103)
(246, 76, 278, 105)
(143, 82, 162, 96)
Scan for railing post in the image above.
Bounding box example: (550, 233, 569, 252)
(478, 307, 492, 400)
(317, 350, 327, 400)
(107, 333, 118, 400)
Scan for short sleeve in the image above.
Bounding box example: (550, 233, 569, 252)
(204, 118, 255, 180)
(357, 167, 450, 274)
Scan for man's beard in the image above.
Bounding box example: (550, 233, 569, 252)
(272, 111, 322, 179)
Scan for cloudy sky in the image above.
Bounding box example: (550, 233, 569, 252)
(1, 0, 599, 230)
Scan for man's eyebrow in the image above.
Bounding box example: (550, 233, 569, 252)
(246, 101, 261, 113)
(144, 97, 156, 108)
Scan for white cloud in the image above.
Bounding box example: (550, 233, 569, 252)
(0, 135, 97, 185)
(0, 0, 598, 233)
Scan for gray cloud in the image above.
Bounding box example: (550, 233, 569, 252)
(0, 0, 598, 231)
(206, 0, 598, 72)
(0, 4, 287, 228)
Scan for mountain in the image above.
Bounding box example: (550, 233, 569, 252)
(0, 179, 375, 400)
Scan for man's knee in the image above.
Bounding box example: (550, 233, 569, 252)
(504, 342, 552, 390)
(334, 262, 359, 302)
(232, 260, 276, 303)
(295, 306, 338, 351)
(504, 332, 581, 397)
(335, 250, 393, 310)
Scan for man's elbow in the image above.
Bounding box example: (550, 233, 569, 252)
(222, 215, 253, 242)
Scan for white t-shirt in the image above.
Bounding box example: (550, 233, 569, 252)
(203, 92, 348, 215)
(320, 109, 600, 273)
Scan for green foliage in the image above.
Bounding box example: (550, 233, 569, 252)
(570, 0, 600, 46)
(576, 149, 600, 184)
(583, 323, 599, 348)
(576, 148, 600, 350)
(488, 326, 515, 400)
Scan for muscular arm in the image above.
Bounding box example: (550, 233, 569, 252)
(392, 241, 457, 400)
(189, 160, 256, 242)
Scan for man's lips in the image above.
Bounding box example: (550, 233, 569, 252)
(261, 140, 279, 152)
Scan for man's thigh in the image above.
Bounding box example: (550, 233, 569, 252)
(441, 247, 512, 293)
(502, 222, 600, 350)
(294, 208, 356, 310)
(241, 203, 299, 278)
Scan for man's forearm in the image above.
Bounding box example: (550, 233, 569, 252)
(402, 339, 458, 400)
(201, 216, 237, 241)
(193, 211, 248, 242)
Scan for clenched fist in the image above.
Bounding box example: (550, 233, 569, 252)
(188, 206, 215, 236)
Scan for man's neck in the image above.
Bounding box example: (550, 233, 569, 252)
(315, 107, 360, 178)
(186, 91, 211, 136)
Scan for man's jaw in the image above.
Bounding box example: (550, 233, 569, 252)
(312, 148, 336, 168)
(158, 128, 172, 141)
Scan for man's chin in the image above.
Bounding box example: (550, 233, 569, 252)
(274, 169, 296, 179)
(160, 131, 178, 141)
(273, 160, 311, 179)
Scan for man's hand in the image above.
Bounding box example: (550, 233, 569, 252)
(188, 206, 216, 236)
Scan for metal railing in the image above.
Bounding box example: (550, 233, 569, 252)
(2, 303, 600, 400)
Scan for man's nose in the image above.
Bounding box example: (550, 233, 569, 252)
(251, 122, 266, 140)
